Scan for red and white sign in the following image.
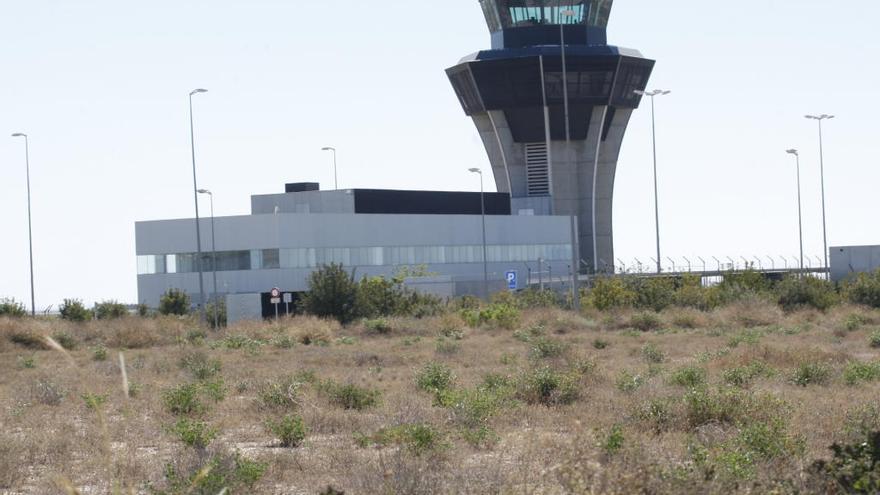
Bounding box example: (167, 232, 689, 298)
(270, 287, 281, 298)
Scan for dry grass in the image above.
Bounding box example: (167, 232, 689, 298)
(1, 303, 879, 494)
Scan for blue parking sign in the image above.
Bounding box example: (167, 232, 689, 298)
(505, 270, 518, 290)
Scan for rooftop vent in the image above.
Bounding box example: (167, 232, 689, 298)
(285, 182, 320, 193)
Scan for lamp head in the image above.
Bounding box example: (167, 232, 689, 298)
(197, 189, 211, 195)
(786, 149, 798, 156)
(468, 167, 482, 174)
(190, 88, 208, 96)
(11, 133, 26, 138)
(321, 147, 335, 151)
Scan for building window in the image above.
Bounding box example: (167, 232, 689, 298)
(137, 243, 573, 275)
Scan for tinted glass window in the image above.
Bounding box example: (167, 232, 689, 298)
(480, 0, 613, 31)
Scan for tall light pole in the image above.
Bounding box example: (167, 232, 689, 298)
(805, 114, 834, 275)
(559, 9, 577, 142)
(786, 149, 805, 273)
(634, 89, 671, 274)
(189, 88, 208, 323)
(321, 147, 338, 190)
(197, 189, 219, 329)
(469, 167, 489, 299)
(11, 133, 35, 316)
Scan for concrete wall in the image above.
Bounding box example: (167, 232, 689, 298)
(135, 212, 575, 307)
(472, 106, 633, 273)
(831, 245, 880, 282)
(251, 190, 355, 215)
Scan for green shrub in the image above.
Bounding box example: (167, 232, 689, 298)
(727, 329, 764, 348)
(271, 335, 297, 349)
(364, 318, 392, 334)
(81, 393, 108, 410)
(169, 418, 217, 449)
(842, 270, 880, 308)
(257, 375, 305, 411)
(515, 289, 560, 309)
(17, 355, 36, 369)
(603, 424, 625, 455)
(516, 366, 580, 406)
(59, 299, 91, 322)
(157, 451, 267, 495)
(480, 303, 520, 330)
(669, 365, 707, 387)
(630, 312, 663, 331)
(179, 351, 222, 381)
(529, 336, 568, 359)
(356, 423, 445, 456)
(811, 431, 880, 494)
(201, 379, 227, 402)
(513, 325, 545, 343)
(717, 270, 772, 299)
(641, 343, 666, 364)
(94, 300, 128, 320)
(435, 337, 461, 355)
(159, 289, 191, 316)
(791, 362, 831, 387)
(162, 383, 206, 416)
(722, 362, 774, 388)
(616, 370, 646, 393)
(870, 330, 880, 349)
(185, 328, 207, 345)
(776, 276, 838, 311)
(684, 387, 758, 427)
(844, 362, 880, 386)
(635, 398, 673, 433)
(588, 277, 637, 310)
(301, 263, 358, 324)
(592, 338, 610, 350)
(674, 275, 721, 311)
(210, 335, 264, 352)
(51, 332, 77, 350)
(634, 277, 677, 312)
(355, 275, 436, 319)
(0, 298, 27, 317)
(415, 362, 455, 393)
(92, 345, 108, 361)
(844, 314, 867, 332)
(436, 383, 514, 429)
(319, 380, 380, 410)
(265, 415, 307, 448)
(205, 300, 227, 329)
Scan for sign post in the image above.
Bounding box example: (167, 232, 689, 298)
(505, 270, 518, 291)
(270, 287, 281, 320)
(283, 292, 293, 316)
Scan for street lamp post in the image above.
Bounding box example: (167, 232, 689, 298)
(197, 189, 219, 329)
(805, 114, 834, 276)
(786, 149, 805, 273)
(189, 88, 209, 324)
(11, 133, 36, 316)
(469, 168, 489, 299)
(634, 89, 671, 274)
(321, 147, 338, 190)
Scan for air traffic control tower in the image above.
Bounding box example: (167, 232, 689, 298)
(447, 0, 654, 273)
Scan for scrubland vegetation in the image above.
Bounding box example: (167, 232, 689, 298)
(2, 268, 880, 493)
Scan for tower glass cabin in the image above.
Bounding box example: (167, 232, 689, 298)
(447, 0, 654, 273)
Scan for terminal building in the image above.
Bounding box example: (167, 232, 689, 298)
(135, 0, 653, 314)
(136, 185, 577, 314)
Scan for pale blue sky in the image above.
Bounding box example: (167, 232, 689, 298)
(1, 0, 877, 308)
